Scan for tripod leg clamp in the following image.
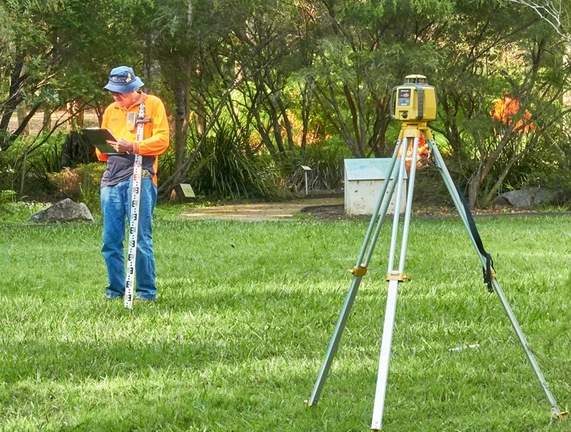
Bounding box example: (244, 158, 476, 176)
(386, 271, 411, 282)
(350, 265, 368, 276)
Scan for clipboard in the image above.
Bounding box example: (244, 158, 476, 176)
(81, 128, 124, 154)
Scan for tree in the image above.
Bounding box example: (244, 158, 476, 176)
(433, 1, 571, 207)
(0, 0, 147, 149)
(2, 0, 570, 206)
(508, 0, 571, 41)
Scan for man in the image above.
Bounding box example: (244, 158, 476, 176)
(96, 66, 169, 301)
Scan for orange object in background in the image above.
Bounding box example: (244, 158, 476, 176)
(490, 93, 535, 133)
(398, 134, 430, 170)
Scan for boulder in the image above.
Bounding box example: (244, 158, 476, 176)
(30, 198, 94, 223)
(494, 187, 564, 208)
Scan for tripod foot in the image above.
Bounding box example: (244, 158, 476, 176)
(552, 409, 568, 421)
(304, 399, 315, 408)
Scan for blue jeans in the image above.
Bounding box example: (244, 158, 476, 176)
(101, 177, 157, 300)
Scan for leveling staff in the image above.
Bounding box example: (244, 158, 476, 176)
(96, 66, 169, 302)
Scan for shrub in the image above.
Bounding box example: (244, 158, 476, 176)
(0, 132, 68, 198)
(282, 138, 350, 192)
(0, 189, 17, 205)
(47, 163, 105, 212)
(189, 124, 290, 200)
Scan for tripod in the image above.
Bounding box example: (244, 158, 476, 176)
(307, 120, 567, 431)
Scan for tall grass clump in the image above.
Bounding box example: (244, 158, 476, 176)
(189, 124, 290, 201)
(283, 138, 350, 193)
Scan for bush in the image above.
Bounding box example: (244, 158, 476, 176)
(282, 138, 350, 192)
(47, 163, 105, 212)
(0, 132, 68, 198)
(189, 124, 290, 200)
(0, 189, 17, 205)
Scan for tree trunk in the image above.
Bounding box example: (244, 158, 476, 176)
(174, 78, 190, 171)
(16, 102, 30, 137)
(314, 80, 363, 157)
(467, 167, 482, 209)
(299, 78, 313, 152)
(66, 99, 84, 132)
(0, 59, 25, 148)
(276, 95, 295, 151)
(42, 105, 52, 131)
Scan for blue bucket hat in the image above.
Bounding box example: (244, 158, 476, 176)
(103, 66, 144, 94)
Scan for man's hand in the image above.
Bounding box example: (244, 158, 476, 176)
(106, 139, 134, 153)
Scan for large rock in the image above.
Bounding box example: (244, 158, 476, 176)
(30, 198, 94, 223)
(494, 187, 564, 208)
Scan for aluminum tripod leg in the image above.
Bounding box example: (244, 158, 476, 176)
(428, 138, 567, 420)
(307, 143, 404, 407)
(371, 134, 421, 431)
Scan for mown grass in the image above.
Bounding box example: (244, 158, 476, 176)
(1, 208, 570, 431)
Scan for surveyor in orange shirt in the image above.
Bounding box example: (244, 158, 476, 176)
(97, 66, 169, 302)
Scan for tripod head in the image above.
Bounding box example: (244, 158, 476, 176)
(391, 74, 437, 122)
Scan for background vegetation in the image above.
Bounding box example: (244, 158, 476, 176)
(1, 0, 571, 209)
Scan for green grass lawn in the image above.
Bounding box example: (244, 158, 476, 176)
(1, 209, 570, 431)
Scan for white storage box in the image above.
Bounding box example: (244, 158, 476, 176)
(344, 158, 407, 216)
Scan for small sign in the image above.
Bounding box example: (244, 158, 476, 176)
(170, 183, 196, 203)
(301, 165, 312, 171)
(179, 183, 195, 198)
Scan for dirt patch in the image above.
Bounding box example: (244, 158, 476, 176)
(180, 196, 565, 222)
(299, 204, 367, 221)
(180, 197, 345, 222)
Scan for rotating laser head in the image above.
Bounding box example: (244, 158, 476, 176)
(391, 74, 437, 121)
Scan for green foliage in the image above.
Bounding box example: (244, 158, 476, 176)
(281, 139, 350, 192)
(47, 163, 104, 212)
(0, 142, 51, 198)
(190, 124, 290, 200)
(499, 130, 571, 193)
(156, 148, 177, 189)
(0, 189, 16, 205)
(0, 192, 51, 224)
(27, 137, 64, 174)
(0, 132, 76, 197)
(0, 162, 18, 192)
(2, 0, 571, 209)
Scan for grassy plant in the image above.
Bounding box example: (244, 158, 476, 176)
(190, 124, 289, 201)
(0, 214, 570, 431)
(282, 140, 350, 192)
(0, 200, 52, 225)
(0, 189, 17, 204)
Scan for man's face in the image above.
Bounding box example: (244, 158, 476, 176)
(110, 91, 139, 108)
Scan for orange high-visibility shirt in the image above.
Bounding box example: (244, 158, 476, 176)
(96, 92, 169, 185)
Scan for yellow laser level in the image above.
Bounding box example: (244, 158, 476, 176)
(391, 74, 437, 121)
